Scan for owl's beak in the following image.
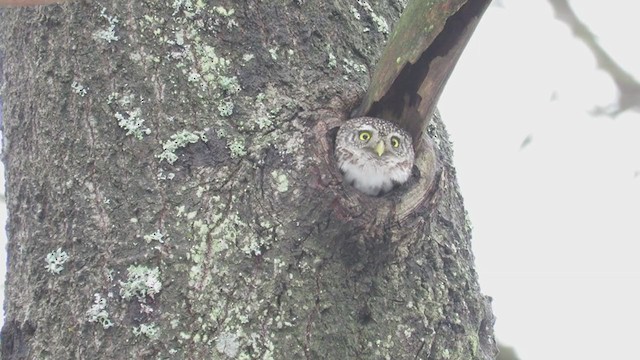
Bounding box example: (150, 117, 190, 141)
(374, 140, 385, 157)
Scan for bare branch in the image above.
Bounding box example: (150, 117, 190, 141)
(549, 0, 640, 116)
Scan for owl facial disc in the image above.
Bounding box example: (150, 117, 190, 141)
(334, 117, 415, 196)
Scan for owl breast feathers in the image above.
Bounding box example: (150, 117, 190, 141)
(335, 117, 415, 196)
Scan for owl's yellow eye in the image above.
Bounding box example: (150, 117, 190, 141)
(358, 131, 372, 142)
(390, 136, 400, 148)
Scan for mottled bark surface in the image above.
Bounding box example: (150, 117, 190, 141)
(0, 1, 496, 359)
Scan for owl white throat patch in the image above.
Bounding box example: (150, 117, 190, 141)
(335, 117, 415, 196)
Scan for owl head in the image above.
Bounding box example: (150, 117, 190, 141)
(335, 117, 415, 196)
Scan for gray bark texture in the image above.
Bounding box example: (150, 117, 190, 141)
(0, 1, 496, 359)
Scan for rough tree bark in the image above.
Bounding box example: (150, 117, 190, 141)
(0, 1, 496, 359)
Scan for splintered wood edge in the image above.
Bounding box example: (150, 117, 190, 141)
(396, 135, 440, 221)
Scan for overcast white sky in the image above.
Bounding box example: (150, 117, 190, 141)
(440, 1, 640, 359)
(2, 1, 639, 359)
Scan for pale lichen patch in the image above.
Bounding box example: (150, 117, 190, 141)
(71, 81, 87, 97)
(156, 129, 208, 164)
(227, 137, 247, 158)
(133, 323, 160, 340)
(143, 230, 165, 244)
(342, 57, 368, 80)
(327, 51, 337, 69)
(271, 170, 289, 193)
(44, 248, 69, 275)
(92, 7, 119, 43)
(216, 332, 240, 357)
(268, 47, 279, 60)
(119, 265, 162, 302)
(114, 108, 151, 140)
(86, 293, 114, 329)
(356, 0, 390, 35)
(242, 53, 255, 63)
(217, 100, 235, 117)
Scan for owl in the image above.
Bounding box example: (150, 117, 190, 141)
(335, 117, 415, 196)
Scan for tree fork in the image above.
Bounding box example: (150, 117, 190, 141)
(1, 1, 496, 359)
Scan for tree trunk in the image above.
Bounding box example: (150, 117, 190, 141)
(0, 1, 496, 359)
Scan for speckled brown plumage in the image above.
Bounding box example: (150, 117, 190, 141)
(335, 117, 414, 196)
